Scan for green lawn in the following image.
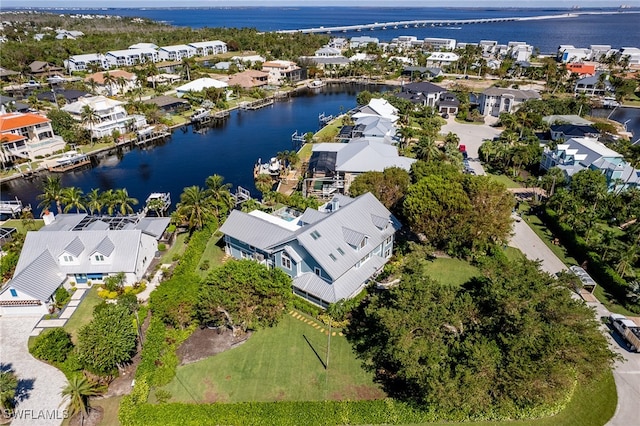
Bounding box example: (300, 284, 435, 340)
(64, 286, 103, 343)
(160, 312, 383, 403)
(521, 211, 578, 266)
(297, 143, 314, 162)
(195, 232, 226, 278)
(422, 257, 481, 287)
(487, 173, 521, 189)
(1, 219, 44, 234)
(159, 232, 189, 264)
(314, 116, 344, 142)
(96, 396, 123, 426)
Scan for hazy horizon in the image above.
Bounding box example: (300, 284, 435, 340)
(2, 1, 639, 9)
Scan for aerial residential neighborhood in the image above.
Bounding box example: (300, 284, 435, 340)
(0, 6, 639, 426)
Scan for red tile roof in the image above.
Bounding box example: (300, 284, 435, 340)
(0, 113, 50, 132)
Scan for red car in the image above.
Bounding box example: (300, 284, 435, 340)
(459, 144, 466, 152)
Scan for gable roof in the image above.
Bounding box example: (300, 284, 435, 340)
(220, 210, 294, 251)
(5, 250, 66, 302)
(63, 236, 84, 257)
(0, 112, 49, 131)
(402, 81, 446, 94)
(92, 236, 115, 256)
(481, 87, 541, 100)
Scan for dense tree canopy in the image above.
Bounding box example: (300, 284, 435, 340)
(197, 259, 292, 333)
(347, 256, 615, 419)
(349, 167, 410, 211)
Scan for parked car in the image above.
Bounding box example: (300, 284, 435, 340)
(24, 80, 41, 88)
(459, 144, 466, 152)
(610, 314, 640, 352)
(47, 75, 66, 84)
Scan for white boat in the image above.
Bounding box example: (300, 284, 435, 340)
(255, 157, 281, 176)
(307, 80, 325, 89)
(56, 150, 87, 166)
(137, 125, 155, 136)
(191, 107, 210, 121)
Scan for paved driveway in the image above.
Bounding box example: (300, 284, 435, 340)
(0, 315, 67, 426)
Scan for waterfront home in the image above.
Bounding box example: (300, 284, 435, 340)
(425, 52, 459, 67)
(28, 61, 64, 78)
(85, 70, 138, 96)
(396, 81, 447, 108)
(566, 63, 597, 76)
(507, 42, 533, 62)
(423, 37, 456, 51)
(349, 116, 396, 142)
(106, 48, 160, 68)
(188, 40, 227, 56)
(479, 40, 498, 54)
(558, 45, 593, 63)
(262, 60, 306, 85)
(175, 77, 229, 98)
(226, 70, 269, 89)
(143, 95, 189, 113)
(158, 44, 197, 62)
(574, 72, 614, 96)
(390, 36, 418, 51)
(36, 89, 89, 105)
(65, 53, 110, 73)
(220, 193, 400, 307)
(352, 98, 399, 123)
(618, 47, 640, 65)
(543, 115, 594, 126)
(350, 36, 379, 49)
(0, 212, 169, 316)
(308, 140, 416, 192)
(0, 112, 66, 164)
(478, 87, 541, 117)
(540, 137, 640, 192)
(549, 124, 600, 141)
(62, 95, 147, 139)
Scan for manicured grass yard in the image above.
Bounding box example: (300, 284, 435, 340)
(521, 210, 578, 266)
(159, 232, 189, 264)
(2, 219, 44, 234)
(195, 232, 226, 278)
(422, 257, 481, 287)
(64, 286, 102, 343)
(487, 173, 521, 189)
(160, 312, 383, 403)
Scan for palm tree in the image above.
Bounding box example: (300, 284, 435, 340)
(395, 126, 414, 150)
(102, 72, 117, 96)
(60, 375, 106, 426)
(181, 57, 196, 81)
(86, 78, 98, 95)
(61, 187, 86, 213)
(205, 174, 234, 219)
(0, 369, 18, 411)
(85, 188, 102, 215)
(413, 136, 441, 162)
(80, 105, 100, 144)
(443, 132, 460, 151)
(113, 188, 138, 215)
(37, 175, 64, 214)
(176, 185, 214, 232)
(100, 189, 117, 215)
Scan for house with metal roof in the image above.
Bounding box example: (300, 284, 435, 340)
(188, 40, 227, 56)
(158, 44, 197, 62)
(65, 53, 110, 73)
(62, 95, 147, 139)
(352, 98, 399, 123)
(541, 137, 640, 192)
(220, 193, 400, 307)
(175, 78, 229, 98)
(0, 213, 169, 315)
(478, 87, 541, 117)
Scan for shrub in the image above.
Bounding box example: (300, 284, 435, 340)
(166, 224, 176, 234)
(31, 328, 74, 363)
(291, 297, 322, 317)
(55, 287, 71, 308)
(199, 260, 210, 271)
(158, 243, 167, 252)
(155, 389, 172, 404)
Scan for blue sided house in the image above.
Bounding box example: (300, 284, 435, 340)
(219, 193, 401, 308)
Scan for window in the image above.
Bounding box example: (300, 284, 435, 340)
(384, 248, 392, 258)
(310, 230, 321, 240)
(337, 247, 345, 256)
(314, 267, 321, 276)
(281, 253, 291, 269)
(385, 236, 392, 245)
(10, 288, 18, 297)
(360, 236, 368, 249)
(329, 253, 337, 261)
(63, 255, 73, 262)
(94, 254, 104, 262)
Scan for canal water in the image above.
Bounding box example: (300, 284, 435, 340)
(1, 84, 373, 216)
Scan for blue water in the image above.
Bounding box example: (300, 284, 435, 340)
(14, 7, 640, 54)
(1, 85, 369, 215)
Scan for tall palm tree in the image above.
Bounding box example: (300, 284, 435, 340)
(413, 136, 441, 162)
(114, 188, 138, 215)
(80, 105, 100, 144)
(60, 375, 106, 426)
(205, 174, 233, 219)
(37, 175, 64, 214)
(102, 72, 117, 96)
(100, 189, 117, 216)
(181, 57, 196, 81)
(176, 185, 214, 232)
(85, 188, 102, 215)
(61, 187, 86, 213)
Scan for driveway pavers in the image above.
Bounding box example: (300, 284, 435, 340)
(0, 315, 67, 426)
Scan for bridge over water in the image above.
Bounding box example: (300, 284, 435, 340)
(277, 13, 578, 34)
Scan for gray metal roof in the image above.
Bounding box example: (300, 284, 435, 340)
(220, 210, 293, 251)
(284, 245, 303, 263)
(63, 236, 85, 257)
(39, 214, 87, 232)
(135, 217, 171, 239)
(5, 250, 66, 302)
(335, 140, 416, 172)
(481, 87, 541, 100)
(86, 220, 110, 231)
(93, 236, 115, 256)
(298, 208, 328, 225)
(342, 227, 366, 247)
(371, 214, 390, 229)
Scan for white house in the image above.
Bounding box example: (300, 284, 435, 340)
(85, 70, 138, 96)
(65, 53, 110, 72)
(175, 77, 229, 98)
(262, 60, 305, 85)
(106, 48, 159, 67)
(425, 52, 459, 67)
(314, 47, 342, 57)
(423, 37, 456, 51)
(350, 36, 380, 49)
(188, 40, 227, 56)
(0, 213, 169, 316)
(352, 98, 399, 123)
(478, 87, 541, 117)
(0, 112, 66, 163)
(158, 44, 197, 62)
(62, 96, 147, 139)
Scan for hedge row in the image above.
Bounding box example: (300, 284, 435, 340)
(173, 222, 217, 276)
(541, 207, 635, 312)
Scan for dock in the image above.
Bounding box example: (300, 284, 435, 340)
(239, 98, 274, 110)
(136, 130, 171, 146)
(232, 186, 252, 207)
(0, 197, 27, 217)
(142, 192, 171, 217)
(47, 152, 91, 173)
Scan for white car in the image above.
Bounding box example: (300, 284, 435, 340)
(47, 75, 66, 84)
(24, 80, 41, 88)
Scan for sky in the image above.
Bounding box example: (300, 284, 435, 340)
(1, 1, 638, 8)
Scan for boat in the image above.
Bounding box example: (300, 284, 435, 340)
(307, 80, 325, 89)
(144, 192, 171, 217)
(55, 150, 87, 166)
(137, 125, 155, 136)
(268, 157, 281, 174)
(191, 107, 210, 122)
(254, 157, 282, 177)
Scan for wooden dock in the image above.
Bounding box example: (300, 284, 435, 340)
(48, 158, 91, 173)
(136, 131, 171, 146)
(239, 98, 274, 110)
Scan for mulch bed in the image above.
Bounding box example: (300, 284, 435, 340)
(69, 407, 103, 426)
(176, 327, 251, 365)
